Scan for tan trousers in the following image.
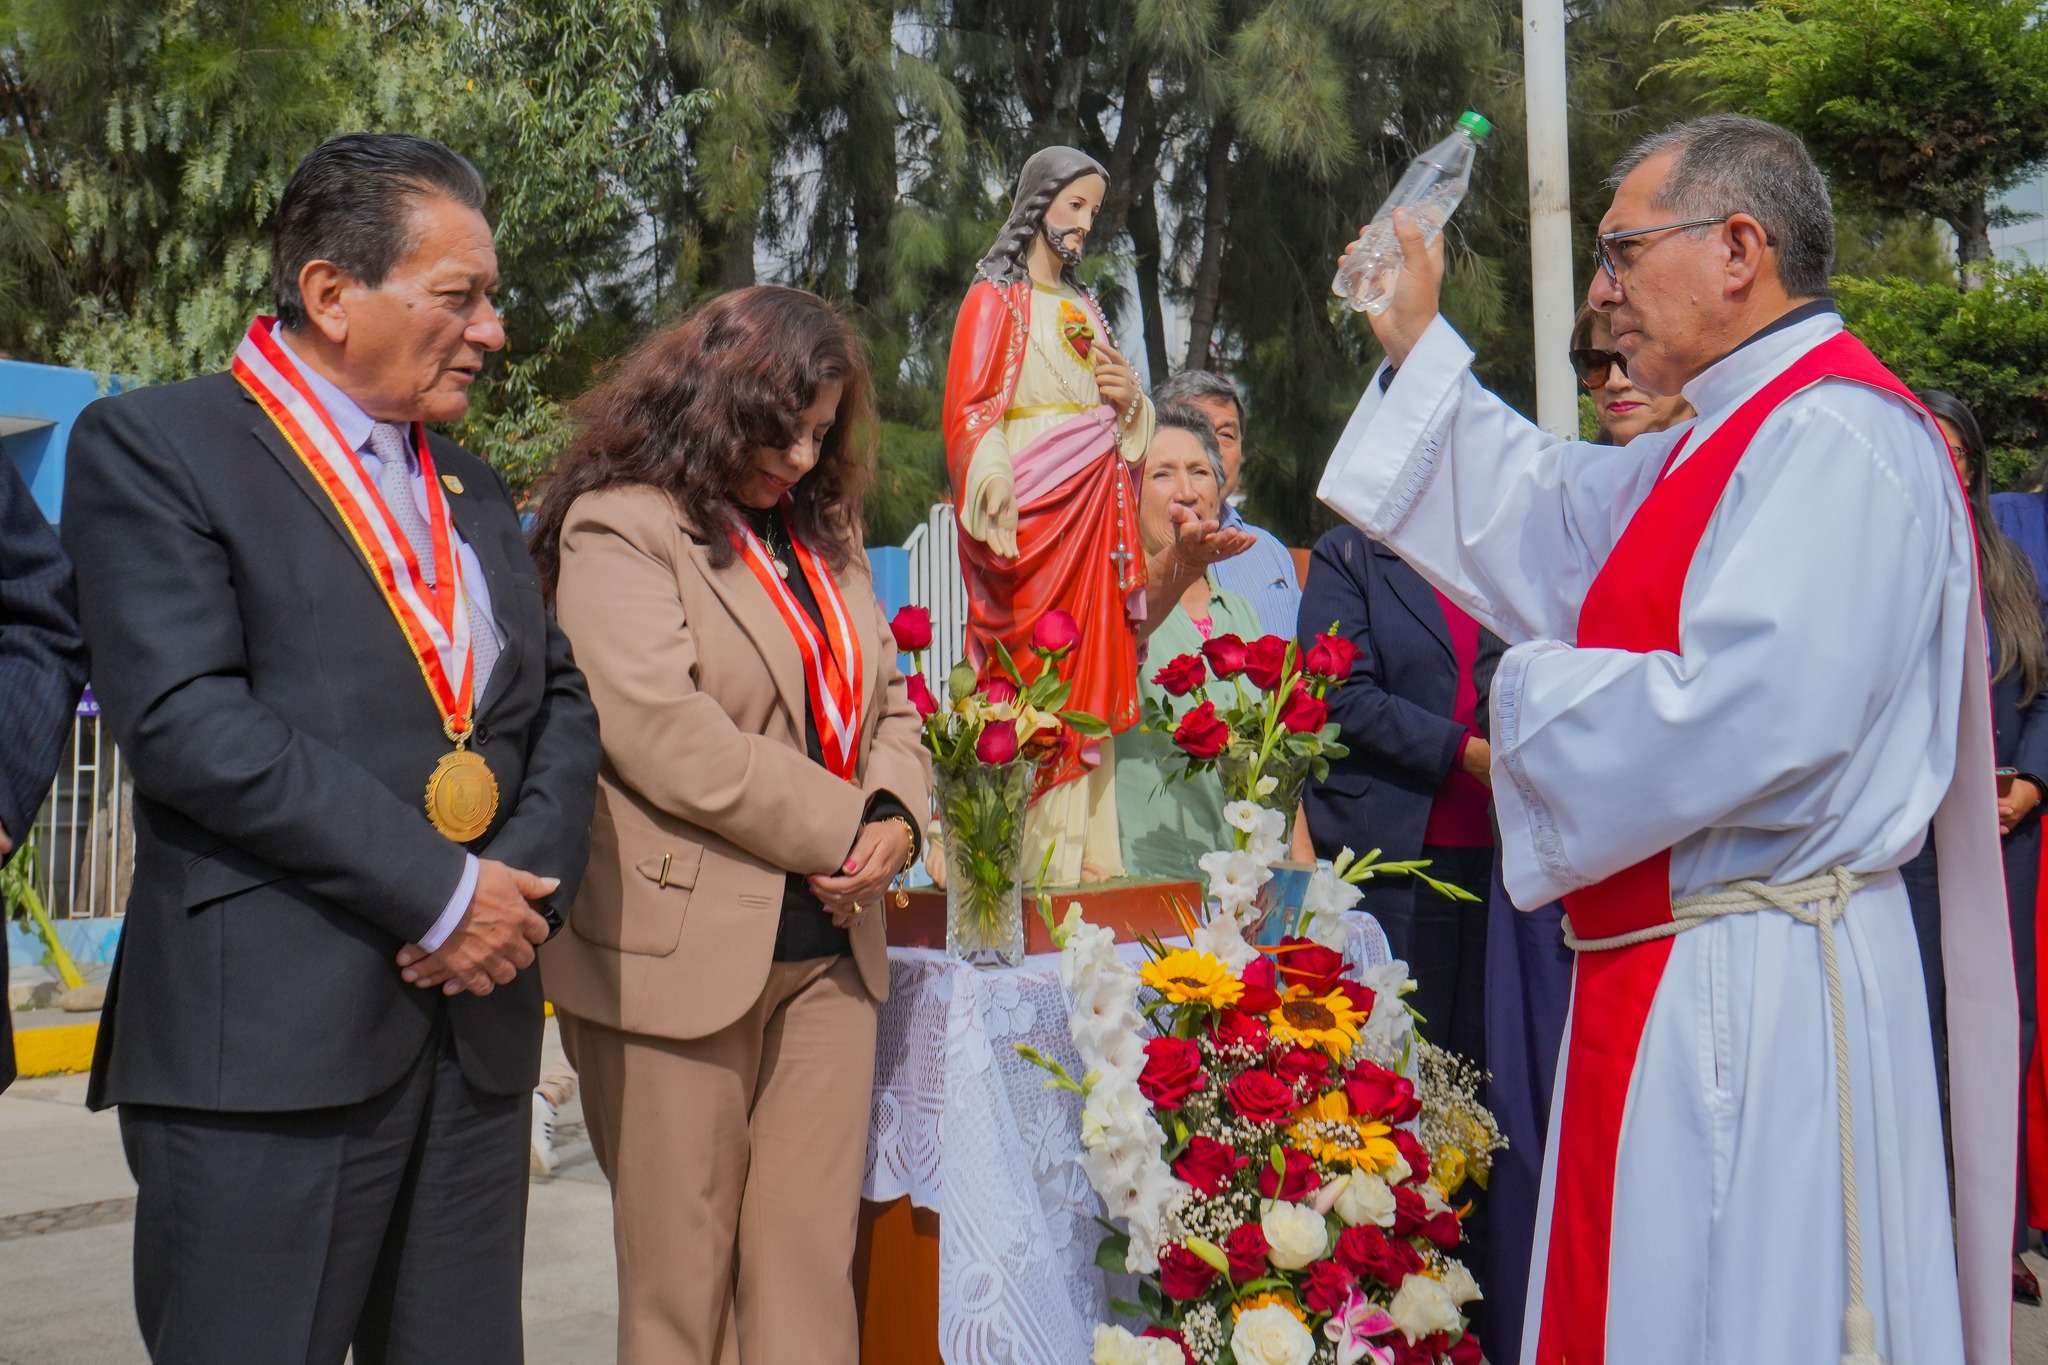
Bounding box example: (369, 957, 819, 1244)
(559, 956, 878, 1365)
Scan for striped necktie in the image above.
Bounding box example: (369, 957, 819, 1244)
(367, 423, 498, 703)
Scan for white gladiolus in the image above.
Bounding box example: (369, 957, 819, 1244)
(1333, 1169, 1399, 1227)
(1191, 914, 1262, 973)
(1389, 1275, 1462, 1343)
(1199, 847, 1273, 916)
(1304, 863, 1364, 917)
(1230, 1303, 1317, 1365)
(1259, 1199, 1330, 1270)
(1299, 907, 1355, 952)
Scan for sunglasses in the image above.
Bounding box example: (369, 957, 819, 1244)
(1569, 347, 1627, 390)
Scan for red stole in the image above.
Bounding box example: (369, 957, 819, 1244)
(1535, 330, 1936, 1364)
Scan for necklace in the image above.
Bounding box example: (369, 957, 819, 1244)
(747, 509, 792, 578)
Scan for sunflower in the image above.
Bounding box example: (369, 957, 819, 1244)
(1232, 1290, 1308, 1325)
(1289, 1090, 1402, 1172)
(1140, 949, 1245, 1008)
(1267, 984, 1367, 1058)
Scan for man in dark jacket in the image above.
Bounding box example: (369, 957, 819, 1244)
(0, 453, 87, 1091)
(62, 134, 599, 1364)
(1298, 523, 1502, 1065)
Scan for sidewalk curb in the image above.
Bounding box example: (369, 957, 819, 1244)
(11, 1021, 96, 1078)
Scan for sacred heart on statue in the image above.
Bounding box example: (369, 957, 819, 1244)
(1058, 298, 1093, 363)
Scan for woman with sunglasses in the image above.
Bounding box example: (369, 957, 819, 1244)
(1902, 389, 2048, 1305)
(1569, 304, 1695, 443)
(1479, 302, 1696, 1361)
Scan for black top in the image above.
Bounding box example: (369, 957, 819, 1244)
(738, 504, 917, 961)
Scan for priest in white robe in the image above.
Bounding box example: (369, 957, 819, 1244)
(1319, 114, 2016, 1365)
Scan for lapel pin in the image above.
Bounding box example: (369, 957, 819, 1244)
(441, 474, 465, 495)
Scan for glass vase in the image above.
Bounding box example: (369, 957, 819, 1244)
(935, 758, 1033, 968)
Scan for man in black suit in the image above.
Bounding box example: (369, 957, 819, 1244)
(0, 452, 87, 1091)
(62, 134, 599, 1364)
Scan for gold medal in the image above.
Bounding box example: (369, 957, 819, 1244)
(426, 716, 499, 842)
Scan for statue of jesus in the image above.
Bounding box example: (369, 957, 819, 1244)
(944, 146, 1250, 884)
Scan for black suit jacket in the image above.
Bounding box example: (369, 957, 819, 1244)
(1299, 525, 1503, 917)
(63, 370, 599, 1112)
(0, 453, 88, 1090)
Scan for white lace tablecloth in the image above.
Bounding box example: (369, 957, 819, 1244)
(863, 912, 1392, 1365)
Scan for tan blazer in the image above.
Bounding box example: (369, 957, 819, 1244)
(539, 485, 929, 1041)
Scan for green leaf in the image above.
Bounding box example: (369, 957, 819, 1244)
(949, 660, 978, 708)
(1059, 709, 1113, 737)
(1094, 1231, 1132, 1274)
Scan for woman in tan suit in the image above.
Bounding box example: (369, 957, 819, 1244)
(529, 286, 928, 1365)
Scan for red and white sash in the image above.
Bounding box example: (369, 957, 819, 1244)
(1536, 329, 2015, 1364)
(731, 510, 866, 781)
(231, 317, 478, 736)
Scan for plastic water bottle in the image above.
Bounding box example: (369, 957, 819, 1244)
(1332, 111, 1492, 315)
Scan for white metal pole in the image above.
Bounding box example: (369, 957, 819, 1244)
(1524, 0, 1577, 439)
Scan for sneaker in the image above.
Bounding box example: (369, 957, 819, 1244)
(529, 1092, 558, 1178)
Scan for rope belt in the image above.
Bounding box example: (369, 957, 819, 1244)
(1562, 865, 1885, 1365)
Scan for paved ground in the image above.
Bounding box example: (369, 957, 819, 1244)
(5, 1022, 2048, 1364)
(0, 1019, 619, 1365)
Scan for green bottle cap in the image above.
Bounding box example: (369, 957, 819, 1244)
(1457, 111, 1492, 140)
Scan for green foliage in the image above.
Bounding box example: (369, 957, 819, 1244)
(1836, 263, 2048, 481)
(1660, 0, 2048, 267)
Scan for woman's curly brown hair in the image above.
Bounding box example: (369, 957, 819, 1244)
(528, 285, 876, 599)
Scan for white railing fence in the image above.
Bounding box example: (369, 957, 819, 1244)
(903, 502, 971, 686)
(24, 692, 132, 919)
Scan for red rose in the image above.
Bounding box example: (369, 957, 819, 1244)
(1273, 1044, 1331, 1093)
(1393, 1333, 1451, 1365)
(1392, 1184, 1429, 1237)
(1201, 633, 1251, 678)
(1300, 1258, 1359, 1315)
(1448, 1331, 1484, 1365)
(1142, 1327, 1196, 1365)
(905, 672, 938, 719)
(1151, 653, 1208, 697)
(1345, 1061, 1422, 1125)
(1172, 1135, 1249, 1196)
(978, 674, 1019, 705)
(1244, 635, 1292, 692)
(1208, 1007, 1270, 1054)
(1392, 1130, 1433, 1184)
(1303, 632, 1363, 681)
(1256, 1145, 1322, 1201)
(1422, 1209, 1463, 1250)
(1275, 938, 1348, 998)
(1172, 701, 1231, 761)
(1236, 956, 1283, 1015)
(1221, 1222, 1270, 1282)
(889, 605, 933, 653)
(1224, 1068, 1295, 1124)
(1158, 1243, 1217, 1301)
(1335, 1224, 1421, 1289)
(975, 719, 1019, 764)
(1277, 688, 1329, 734)
(1030, 608, 1081, 658)
(1138, 1036, 1206, 1110)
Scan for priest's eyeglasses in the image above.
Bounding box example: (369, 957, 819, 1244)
(1595, 216, 1731, 280)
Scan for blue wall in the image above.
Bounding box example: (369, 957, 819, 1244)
(0, 358, 109, 525)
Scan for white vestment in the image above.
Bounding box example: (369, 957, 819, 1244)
(1318, 311, 2016, 1364)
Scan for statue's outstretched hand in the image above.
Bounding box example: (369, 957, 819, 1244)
(1090, 342, 1140, 423)
(979, 475, 1020, 559)
(1339, 207, 1445, 368)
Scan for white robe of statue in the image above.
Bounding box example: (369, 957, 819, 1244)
(1318, 308, 2010, 1364)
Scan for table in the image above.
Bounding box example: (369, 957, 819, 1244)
(857, 912, 1392, 1365)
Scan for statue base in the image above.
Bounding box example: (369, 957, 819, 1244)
(885, 876, 1203, 956)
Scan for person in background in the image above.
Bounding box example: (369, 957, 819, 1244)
(1117, 404, 1266, 875)
(531, 285, 928, 1365)
(63, 133, 601, 1363)
(1906, 388, 2048, 1304)
(0, 452, 87, 1093)
(1478, 303, 1698, 1361)
(1155, 369, 1301, 639)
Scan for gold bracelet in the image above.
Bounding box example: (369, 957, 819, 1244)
(885, 815, 918, 907)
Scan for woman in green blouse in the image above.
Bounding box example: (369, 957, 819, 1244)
(1117, 403, 1264, 877)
